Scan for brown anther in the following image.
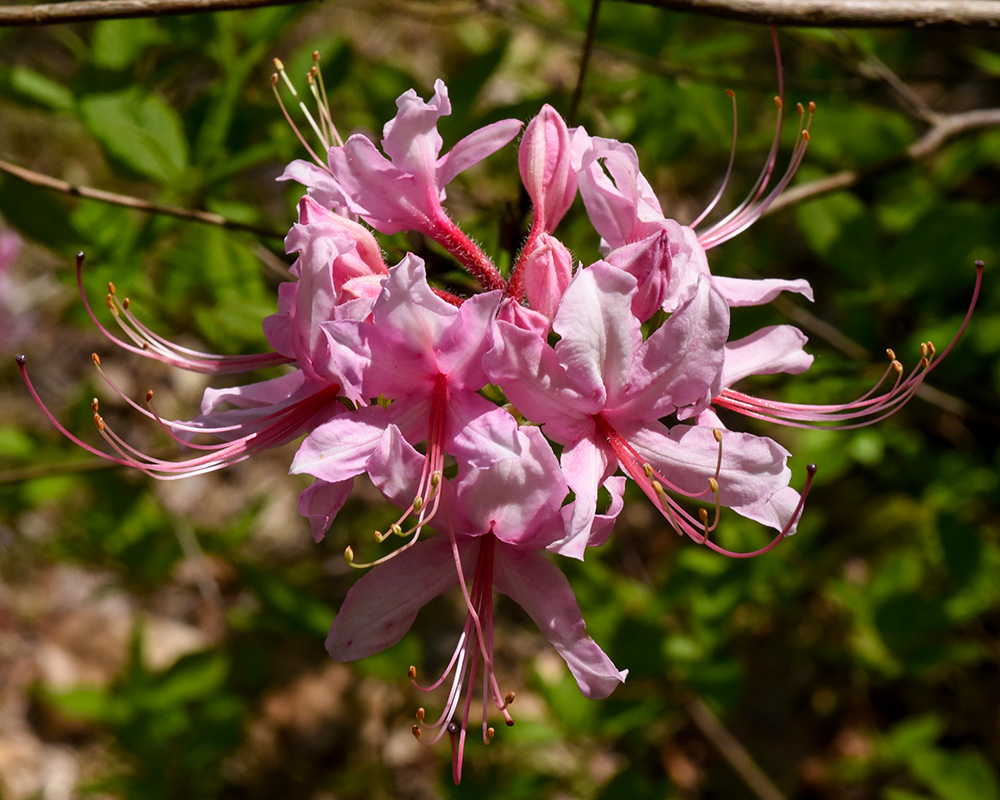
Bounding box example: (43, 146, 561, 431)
(809, 101, 816, 113)
(93, 414, 104, 431)
(886, 348, 896, 360)
(725, 88, 735, 98)
(802, 130, 811, 142)
(411, 725, 421, 739)
(306, 72, 315, 85)
(145, 390, 154, 403)
(713, 429, 723, 444)
(796, 101, 804, 115)
(108, 281, 116, 295)
(774, 96, 783, 109)
(504, 691, 516, 706)
(91, 398, 99, 413)
(920, 342, 929, 358)
(892, 360, 903, 374)
(699, 508, 709, 524)
(408, 666, 417, 680)
(106, 295, 117, 314)
(122, 298, 130, 310)
(270, 73, 278, 86)
(708, 477, 719, 493)
(312, 50, 320, 62)
(91, 353, 101, 366)
(273, 57, 284, 70)
(141, 342, 150, 350)
(486, 727, 495, 742)
(415, 707, 425, 722)
(807, 463, 818, 476)
(15, 353, 26, 366)
(926, 341, 936, 358)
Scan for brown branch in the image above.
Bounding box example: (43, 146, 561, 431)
(0, 0, 312, 27)
(0, 156, 284, 239)
(614, 0, 1000, 29)
(568, 0, 602, 127)
(684, 694, 787, 800)
(767, 108, 1000, 215)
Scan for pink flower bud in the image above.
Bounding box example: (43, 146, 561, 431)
(523, 233, 573, 321)
(518, 105, 577, 233)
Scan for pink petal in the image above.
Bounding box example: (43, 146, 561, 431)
(552, 262, 641, 405)
(438, 119, 523, 187)
(552, 437, 613, 560)
(326, 536, 460, 661)
(494, 545, 627, 699)
(712, 276, 814, 307)
(298, 478, 354, 542)
(723, 325, 813, 387)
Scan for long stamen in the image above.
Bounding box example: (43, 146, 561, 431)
(715, 261, 984, 427)
(77, 254, 291, 374)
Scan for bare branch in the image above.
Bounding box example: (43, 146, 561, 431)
(0, 156, 284, 239)
(614, 0, 1000, 29)
(568, 0, 602, 127)
(0, 0, 310, 27)
(767, 107, 1000, 213)
(684, 694, 787, 800)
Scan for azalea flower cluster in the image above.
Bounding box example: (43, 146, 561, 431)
(17, 71, 981, 783)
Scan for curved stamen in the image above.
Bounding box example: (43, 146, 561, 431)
(78, 254, 291, 374)
(715, 261, 984, 428)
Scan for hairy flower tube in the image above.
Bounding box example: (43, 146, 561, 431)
(17, 64, 984, 783)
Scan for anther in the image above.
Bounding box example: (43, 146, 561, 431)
(344, 546, 354, 564)
(486, 727, 495, 742)
(273, 57, 285, 71)
(415, 706, 425, 721)
(774, 96, 783, 109)
(145, 390, 154, 403)
(699, 508, 709, 525)
(808, 101, 816, 113)
(713, 429, 723, 443)
(708, 478, 719, 494)
(504, 691, 516, 707)
(411, 725, 421, 739)
(312, 50, 321, 63)
(643, 463, 655, 478)
(15, 353, 26, 366)
(91, 353, 101, 367)
(447, 721, 459, 735)
(796, 101, 804, 115)
(807, 463, 818, 476)
(93, 414, 104, 431)
(122, 298, 130, 310)
(430, 471, 441, 487)
(725, 89, 735, 98)
(802, 130, 810, 142)
(91, 398, 99, 413)
(270, 73, 278, 86)
(408, 666, 417, 680)
(886, 348, 896, 360)
(892, 360, 903, 374)
(413, 496, 423, 513)
(926, 341, 936, 359)
(651, 479, 665, 499)
(108, 281, 116, 295)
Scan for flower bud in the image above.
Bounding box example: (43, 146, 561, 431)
(519, 105, 577, 233)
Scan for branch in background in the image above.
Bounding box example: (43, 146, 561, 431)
(0, 156, 284, 239)
(684, 694, 788, 800)
(767, 107, 1000, 214)
(0, 0, 309, 27)
(568, 0, 602, 127)
(2, 0, 999, 28)
(616, 0, 1000, 29)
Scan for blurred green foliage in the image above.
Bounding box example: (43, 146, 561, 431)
(1, 1, 998, 799)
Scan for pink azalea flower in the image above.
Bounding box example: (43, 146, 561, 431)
(290, 255, 521, 542)
(486, 260, 807, 558)
(327, 425, 626, 783)
(281, 79, 522, 291)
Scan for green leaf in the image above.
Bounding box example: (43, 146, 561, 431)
(78, 89, 190, 182)
(912, 751, 1000, 800)
(91, 18, 167, 70)
(7, 66, 75, 111)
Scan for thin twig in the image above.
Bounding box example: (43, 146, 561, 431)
(0, 0, 310, 27)
(0, 156, 284, 239)
(684, 693, 787, 800)
(614, 0, 1000, 29)
(767, 108, 1000, 215)
(568, 0, 602, 127)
